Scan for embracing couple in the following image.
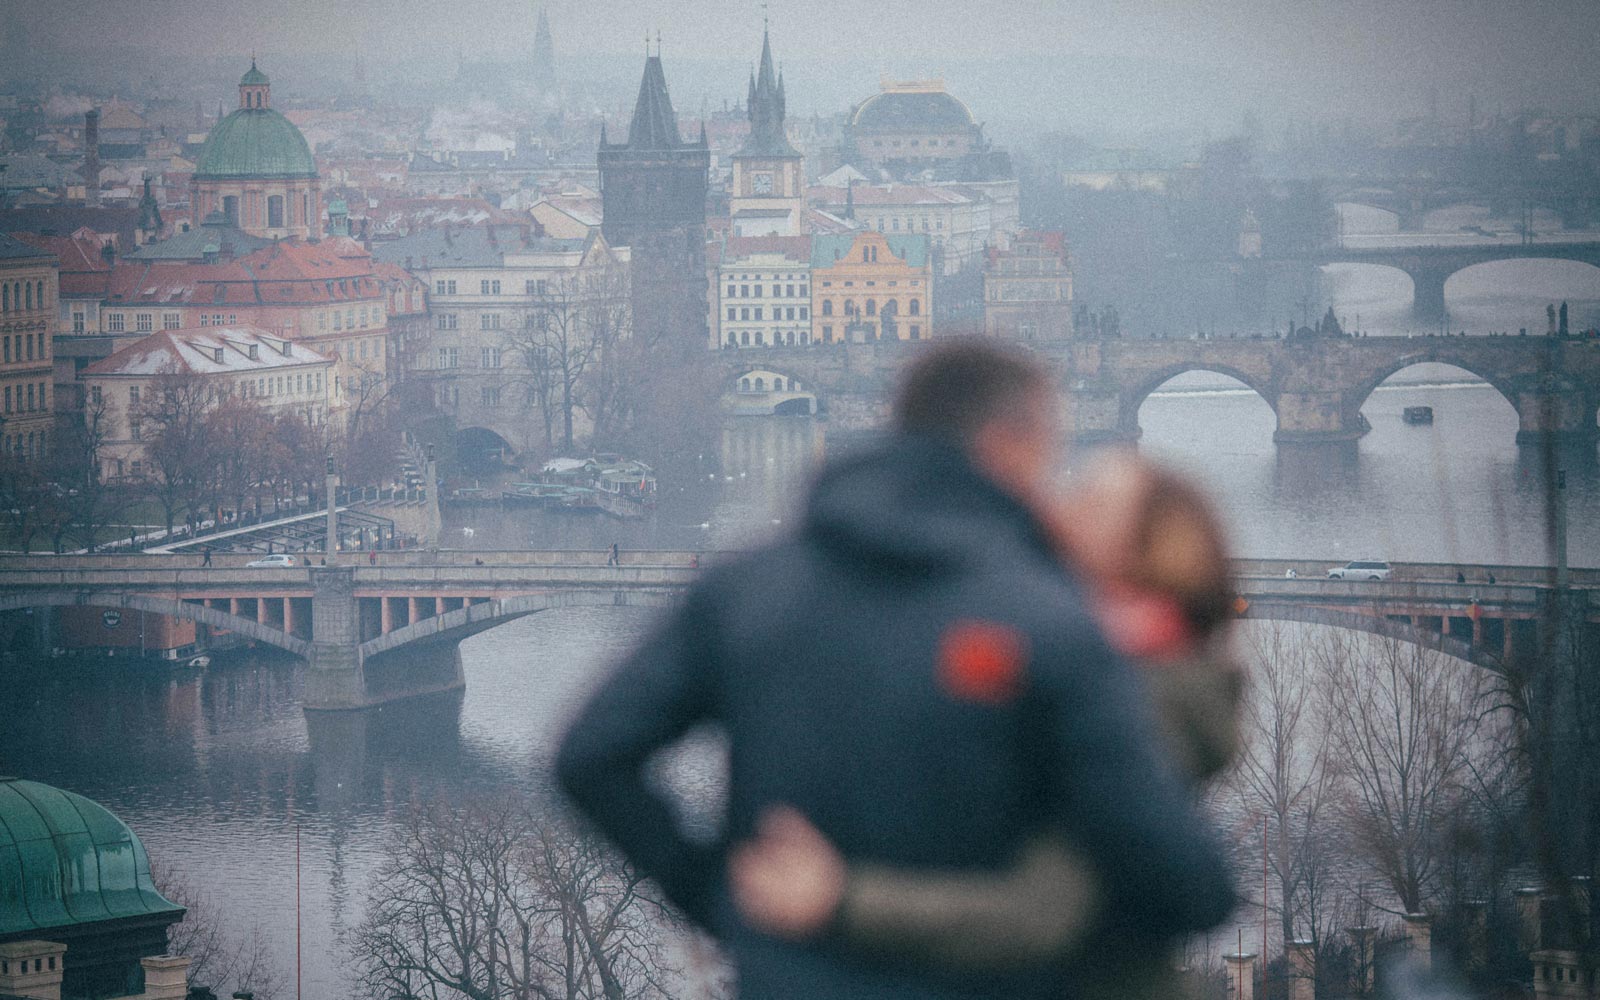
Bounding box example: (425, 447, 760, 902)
(558, 340, 1240, 999)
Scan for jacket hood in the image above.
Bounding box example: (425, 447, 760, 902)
(803, 435, 1048, 576)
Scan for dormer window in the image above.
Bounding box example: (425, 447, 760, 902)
(247, 343, 259, 360)
(213, 346, 225, 364)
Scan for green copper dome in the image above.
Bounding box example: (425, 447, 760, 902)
(194, 107, 317, 179)
(0, 778, 183, 936)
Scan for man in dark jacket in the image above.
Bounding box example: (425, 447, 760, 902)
(557, 341, 1235, 998)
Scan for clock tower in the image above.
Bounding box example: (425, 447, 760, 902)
(730, 27, 804, 236)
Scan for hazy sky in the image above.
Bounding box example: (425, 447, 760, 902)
(7, 0, 1600, 135)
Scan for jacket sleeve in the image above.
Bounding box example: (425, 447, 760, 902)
(1031, 618, 1237, 936)
(835, 835, 1097, 971)
(555, 583, 724, 928)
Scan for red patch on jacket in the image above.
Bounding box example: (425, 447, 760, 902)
(937, 620, 1029, 704)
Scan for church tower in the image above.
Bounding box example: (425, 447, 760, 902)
(532, 4, 556, 93)
(730, 26, 804, 236)
(598, 47, 710, 344)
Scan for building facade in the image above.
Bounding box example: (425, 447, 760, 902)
(714, 236, 812, 348)
(982, 230, 1074, 340)
(80, 325, 333, 482)
(729, 29, 805, 237)
(95, 239, 391, 425)
(598, 52, 710, 345)
(190, 61, 322, 240)
(810, 231, 932, 344)
(371, 225, 624, 455)
(0, 233, 57, 458)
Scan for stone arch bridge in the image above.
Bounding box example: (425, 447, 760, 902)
(719, 334, 1600, 443)
(1267, 240, 1600, 322)
(2, 553, 1595, 710)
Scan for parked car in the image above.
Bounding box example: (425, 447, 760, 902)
(245, 554, 298, 568)
(1328, 560, 1392, 581)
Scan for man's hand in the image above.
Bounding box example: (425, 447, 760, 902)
(730, 806, 847, 939)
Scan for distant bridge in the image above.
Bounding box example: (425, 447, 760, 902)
(2, 552, 1595, 710)
(1262, 239, 1600, 321)
(718, 335, 1600, 443)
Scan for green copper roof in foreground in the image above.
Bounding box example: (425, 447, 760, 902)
(194, 107, 317, 179)
(0, 778, 183, 937)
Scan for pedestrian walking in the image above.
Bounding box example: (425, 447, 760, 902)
(607, 542, 620, 567)
(201, 546, 212, 567)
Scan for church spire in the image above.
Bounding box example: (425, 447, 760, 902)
(738, 24, 798, 157)
(533, 3, 556, 92)
(624, 52, 684, 149)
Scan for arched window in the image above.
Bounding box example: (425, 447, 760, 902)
(24, 283, 31, 310)
(36, 282, 45, 309)
(268, 195, 285, 228)
(754, 377, 765, 391)
(740, 378, 750, 391)
(822, 300, 833, 316)
(866, 299, 876, 316)
(741, 330, 749, 345)
(222, 195, 239, 224)
(775, 378, 786, 391)
(909, 298, 920, 316)
(3, 284, 9, 311)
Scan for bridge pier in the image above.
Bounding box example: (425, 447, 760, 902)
(1273, 390, 1370, 443)
(1513, 384, 1599, 444)
(304, 567, 367, 711)
(1408, 267, 1451, 325)
(1068, 383, 1139, 443)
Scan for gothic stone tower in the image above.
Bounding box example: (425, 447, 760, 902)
(599, 52, 710, 346)
(532, 4, 556, 93)
(730, 26, 804, 236)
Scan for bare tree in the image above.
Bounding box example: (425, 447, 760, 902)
(136, 366, 216, 536)
(349, 795, 692, 1000)
(1227, 622, 1341, 954)
(505, 275, 604, 453)
(153, 861, 283, 1000)
(1318, 629, 1489, 915)
(47, 391, 125, 551)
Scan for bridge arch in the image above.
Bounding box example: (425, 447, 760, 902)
(456, 426, 516, 469)
(1240, 602, 1502, 673)
(0, 592, 309, 657)
(1443, 258, 1600, 316)
(1119, 364, 1277, 439)
(1347, 350, 1524, 422)
(359, 589, 678, 661)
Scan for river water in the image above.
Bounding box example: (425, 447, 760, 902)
(1, 260, 1597, 996)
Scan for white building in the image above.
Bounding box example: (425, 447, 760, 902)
(80, 325, 333, 481)
(712, 236, 813, 349)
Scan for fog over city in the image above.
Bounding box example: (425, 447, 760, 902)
(8, 0, 1600, 135)
(1, 2, 1598, 1000)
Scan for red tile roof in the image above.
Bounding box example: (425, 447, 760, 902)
(102, 240, 385, 308)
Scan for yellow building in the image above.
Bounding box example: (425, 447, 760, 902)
(0, 233, 57, 459)
(810, 232, 932, 344)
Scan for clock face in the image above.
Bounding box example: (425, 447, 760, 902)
(752, 171, 774, 195)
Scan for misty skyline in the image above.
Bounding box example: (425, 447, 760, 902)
(5, 0, 1600, 137)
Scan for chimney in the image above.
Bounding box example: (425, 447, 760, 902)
(1515, 888, 1543, 954)
(141, 955, 191, 1000)
(1286, 941, 1315, 1000)
(100, 242, 116, 266)
(1348, 927, 1377, 994)
(1223, 952, 1256, 1000)
(1402, 913, 1432, 972)
(0, 940, 68, 1000)
(84, 109, 101, 207)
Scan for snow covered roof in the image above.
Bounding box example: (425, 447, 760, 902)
(82, 325, 332, 378)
